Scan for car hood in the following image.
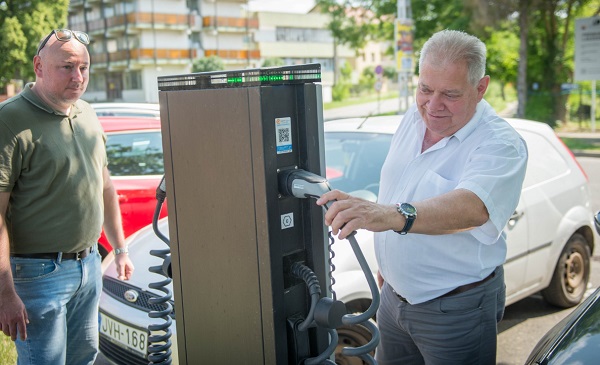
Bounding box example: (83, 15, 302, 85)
(102, 218, 172, 296)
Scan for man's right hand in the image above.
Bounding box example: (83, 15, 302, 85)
(0, 291, 29, 341)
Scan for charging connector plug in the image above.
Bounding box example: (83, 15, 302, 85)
(278, 169, 331, 200)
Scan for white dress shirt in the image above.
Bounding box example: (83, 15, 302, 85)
(375, 99, 528, 304)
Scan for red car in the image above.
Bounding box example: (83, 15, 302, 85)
(98, 116, 167, 258)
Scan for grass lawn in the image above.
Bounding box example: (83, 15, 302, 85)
(0, 336, 17, 363)
(560, 137, 600, 152)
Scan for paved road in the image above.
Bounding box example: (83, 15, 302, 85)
(323, 97, 411, 120)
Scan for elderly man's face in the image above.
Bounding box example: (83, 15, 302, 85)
(416, 59, 489, 139)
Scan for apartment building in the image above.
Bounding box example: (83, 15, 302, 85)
(68, 0, 391, 103)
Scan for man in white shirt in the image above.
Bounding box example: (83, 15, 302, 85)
(317, 30, 528, 365)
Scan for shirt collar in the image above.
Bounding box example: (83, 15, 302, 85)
(452, 99, 490, 142)
(21, 82, 83, 118)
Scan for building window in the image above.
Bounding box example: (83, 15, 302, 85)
(88, 73, 106, 92)
(124, 70, 142, 90)
(275, 27, 332, 43)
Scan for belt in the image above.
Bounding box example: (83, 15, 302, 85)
(394, 271, 496, 304)
(11, 246, 93, 261)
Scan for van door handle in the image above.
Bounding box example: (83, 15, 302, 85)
(507, 210, 524, 229)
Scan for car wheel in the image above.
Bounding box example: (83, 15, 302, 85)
(542, 233, 590, 308)
(335, 322, 375, 365)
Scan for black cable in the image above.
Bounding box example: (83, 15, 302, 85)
(147, 175, 173, 365)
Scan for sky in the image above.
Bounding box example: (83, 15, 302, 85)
(247, 0, 316, 14)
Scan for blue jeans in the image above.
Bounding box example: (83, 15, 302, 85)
(375, 266, 506, 365)
(10, 247, 102, 365)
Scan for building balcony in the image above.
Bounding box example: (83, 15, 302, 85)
(91, 48, 197, 69)
(73, 12, 196, 36)
(204, 49, 260, 61)
(202, 16, 258, 33)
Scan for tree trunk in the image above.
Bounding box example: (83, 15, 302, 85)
(517, 0, 529, 118)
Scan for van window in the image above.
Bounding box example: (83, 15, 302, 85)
(519, 130, 569, 188)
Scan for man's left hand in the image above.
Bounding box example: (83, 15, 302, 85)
(115, 255, 134, 280)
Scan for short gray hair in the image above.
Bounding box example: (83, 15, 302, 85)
(418, 30, 487, 85)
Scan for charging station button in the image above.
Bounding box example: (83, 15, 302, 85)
(281, 213, 294, 229)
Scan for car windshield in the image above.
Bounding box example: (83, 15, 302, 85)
(106, 131, 164, 176)
(325, 132, 392, 196)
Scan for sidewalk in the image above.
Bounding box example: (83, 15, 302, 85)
(556, 131, 600, 158)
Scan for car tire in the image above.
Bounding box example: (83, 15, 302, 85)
(542, 233, 590, 308)
(335, 321, 375, 365)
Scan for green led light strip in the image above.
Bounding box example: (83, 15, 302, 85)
(158, 63, 322, 90)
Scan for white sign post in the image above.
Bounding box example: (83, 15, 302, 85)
(575, 16, 600, 132)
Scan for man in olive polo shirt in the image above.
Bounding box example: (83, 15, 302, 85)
(0, 29, 134, 364)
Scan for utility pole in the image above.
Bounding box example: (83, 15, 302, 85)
(395, 0, 413, 113)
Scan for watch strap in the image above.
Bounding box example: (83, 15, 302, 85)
(114, 247, 129, 255)
(395, 203, 416, 235)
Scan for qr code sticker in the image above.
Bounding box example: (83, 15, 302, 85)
(278, 127, 290, 143)
(276, 117, 292, 154)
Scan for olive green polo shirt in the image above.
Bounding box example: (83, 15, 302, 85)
(0, 83, 107, 253)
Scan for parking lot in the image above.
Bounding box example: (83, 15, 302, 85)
(95, 156, 600, 365)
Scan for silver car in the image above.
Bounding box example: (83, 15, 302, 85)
(99, 116, 596, 364)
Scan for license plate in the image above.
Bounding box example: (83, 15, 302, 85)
(100, 312, 148, 356)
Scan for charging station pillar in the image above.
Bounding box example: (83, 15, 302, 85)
(158, 64, 330, 364)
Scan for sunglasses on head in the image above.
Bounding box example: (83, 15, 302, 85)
(36, 29, 90, 55)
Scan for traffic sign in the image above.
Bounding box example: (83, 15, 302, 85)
(575, 16, 600, 81)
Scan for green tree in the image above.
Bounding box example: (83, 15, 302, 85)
(192, 56, 224, 72)
(486, 26, 519, 101)
(262, 58, 285, 68)
(525, 0, 596, 125)
(0, 0, 70, 89)
(333, 62, 353, 101)
(357, 66, 377, 95)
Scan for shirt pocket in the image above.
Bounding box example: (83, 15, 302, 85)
(410, 169, 457, 201)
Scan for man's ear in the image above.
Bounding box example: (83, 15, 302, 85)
(477, 75, 490, 101)
(33, 55, 43, 77)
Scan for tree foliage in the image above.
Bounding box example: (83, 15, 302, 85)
(318, 0, 600, 125)
(0, 0, 70, 89)
(262, 58, 285, 68)
(192, 56, 224, 72)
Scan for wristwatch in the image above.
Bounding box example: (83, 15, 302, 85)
(395, 203, 417, 235)
(114, 247, 129, 255)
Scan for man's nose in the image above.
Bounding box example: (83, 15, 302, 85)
(427, 93, 445, 111)
(72, 68, 85, 82)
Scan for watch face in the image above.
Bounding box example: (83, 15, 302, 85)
(401, 203, 417, 216)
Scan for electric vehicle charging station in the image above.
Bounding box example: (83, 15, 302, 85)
(156, 64, 379, 364)
(158, 64, 330, 364)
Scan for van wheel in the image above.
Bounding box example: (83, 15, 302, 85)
(335, 322, 374, 365)
(542, 233, 590, 308)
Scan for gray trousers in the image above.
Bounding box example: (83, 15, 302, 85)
(375, 266, 505, 365)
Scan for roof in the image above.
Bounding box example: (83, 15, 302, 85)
(324, 115, 403, 135)
(325, 115, 552, 137)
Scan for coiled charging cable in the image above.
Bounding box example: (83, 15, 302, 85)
(279, 169, 380, 365)
(147, 176, 173, 365)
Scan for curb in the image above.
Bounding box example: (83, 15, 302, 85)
(572, 150, 600, 158)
